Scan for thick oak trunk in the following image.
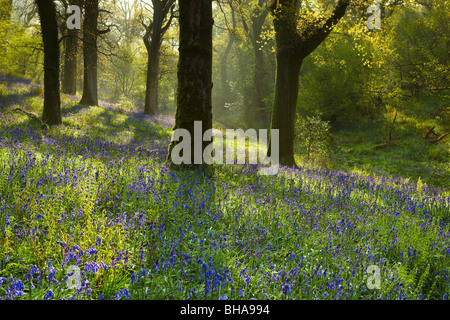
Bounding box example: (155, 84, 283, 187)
(270, 54, 302, 166)
(36, 0, 62, 126)
(80, 0, 98, 106)
(167, 0, 213, 170)
(268, 0, 349, 166)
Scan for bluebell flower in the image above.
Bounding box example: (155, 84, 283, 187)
(95, 236, 102, 247)
(99, 261, 109, 271)
(48, 266, 57, 284)
(87, 246, 98, 256)
(44, 289, 54, 300)
(115, 289, 130, 300)
(30, 265, 39, 275)
(12, 279, 24, 292)
(282, 284, 291, 296)
(245, 274, 251, 285)
(239, 266, 248, 279)
(85, 261, 99, 273)
(56, 241, 67, 250)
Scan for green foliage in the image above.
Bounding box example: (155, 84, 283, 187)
(389, 2, 449, 96)
(298, 32, 379, 124)
(296, 0, 448, 128)
(0, 0, 42, 79)
(295, 115, 331, 166)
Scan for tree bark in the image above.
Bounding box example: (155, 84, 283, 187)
(62, 28, 78, 95)
(61, 0, 81, 95)
(80, 0, 98, 106)
(143, 0, 175, 115)
(144, 44, 160, 115)
(269, 53, 303, 166)
(268, 0, 349, 166)
(248, 35, 267, 128)
(36, 0, 62, 126)
(247, 3, 268, 129)
(167, 0, 213, 171)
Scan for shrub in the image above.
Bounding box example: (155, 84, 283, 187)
(295, 115, 332, 166)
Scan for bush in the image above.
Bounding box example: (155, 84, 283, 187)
(295, 115, 332, 166)
(117, 95, 136, 111)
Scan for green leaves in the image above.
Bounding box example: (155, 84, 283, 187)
(295, 115, 331, 165)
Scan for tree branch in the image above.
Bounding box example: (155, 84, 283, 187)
(302, 0, 350, 58)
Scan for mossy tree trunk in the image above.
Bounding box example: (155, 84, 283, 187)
(144, 48, 160, 115)
(80, 0, 98, 106)
(62, 29, 78, 95)
(61, 0, 81, 95)
(167, 0, 213, 172)
(143, 0, 175, 115)
(36, 0, 62, 126)
(268, 0, 350, 166)
(270, 53, 303, 166)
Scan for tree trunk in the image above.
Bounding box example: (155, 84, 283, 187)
(62, 27, 78, 95)
(218, 34, 234, 110)
(143, 0, 175, 115)
(217, 1, 237, 112)
(268, 0, 349, 166)
(241, 0, 268, 129)
(144, 18, 162, 115)
(213, 32, 235, 115)
(36, 0, 62, 126)
(61, 0, 81, 95)
(167, 0, 213, 171)
(269, 54, 302, 166)
(248, 38, 267, 129)
(80, 0, 98, 106)
(144, 50, 160, 115)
